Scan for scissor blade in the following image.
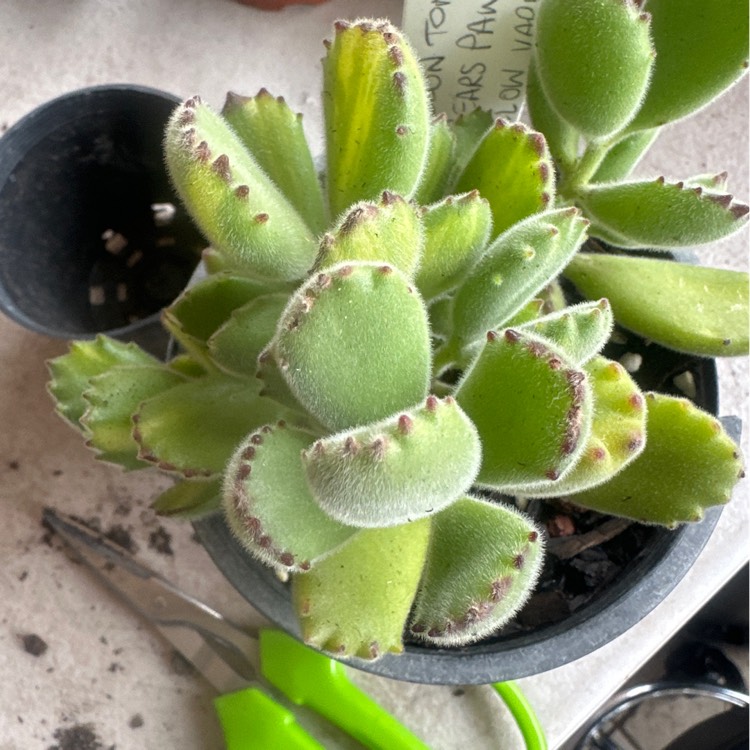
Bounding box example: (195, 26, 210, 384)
(43, 507, 261, 692)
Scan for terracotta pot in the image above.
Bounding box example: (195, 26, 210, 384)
(235, 0, 328, 10)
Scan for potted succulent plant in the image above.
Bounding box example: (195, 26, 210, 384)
(46, 6, 747, 682)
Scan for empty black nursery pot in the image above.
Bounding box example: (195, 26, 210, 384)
(0, 85, 204, 354)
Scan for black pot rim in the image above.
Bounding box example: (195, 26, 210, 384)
(0, 84, 181, 341)
(194, 500, 725, 684)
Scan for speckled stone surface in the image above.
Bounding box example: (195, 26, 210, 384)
(0, 1, 747, 748)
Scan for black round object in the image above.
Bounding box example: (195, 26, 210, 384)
(194, 346, 734, 684)
(0, 85, 204, 354)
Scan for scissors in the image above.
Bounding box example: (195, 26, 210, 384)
(43, 507, 547, 750)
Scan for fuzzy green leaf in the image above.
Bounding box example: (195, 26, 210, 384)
(223, 423, 355, 572)
(413, 114, 457, 205)
(222, 90, 327, 234)
(303, 395, 480, 528)
(315, 192, 423, 277)
(567, 393, 745, 526)
(526, 56, 578, 171)
(324, 20, 430, 217)
(577, 179, 749, 248)
(409, 496, 544, 647)
(517, 299, 613, 365)
(272, 262, 431, 431)
(519, 357, 647, 498)
(164, 97, 317, 281)
(133, 375, 287, 477)
(456, 329, 593, 489)
(292, 519, 431, 660)
(450, 208, 589, 350)
(415, 192, 492, 301)
(628, 0, 750, 131)
(535, 0, 655, 138)
(162, 271, 283, 364)
(454, 119, 555, 239)
(565, 253, 750, 356)
(48, 336, 158, 428)
(447, 108, 494, 186)
(151, 478, 222, 518)
(591, 129, 660, 184)
(81, 366, 186, 470)
(208, 293, 289, 377)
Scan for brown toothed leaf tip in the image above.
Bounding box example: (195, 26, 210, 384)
(180, 128, 196, 148)
(370, 437, 388, 460)
(538, 162, 550, 182)
(378, 265, 394, 275)
(511, 123, 526, 135)
(656, 176, 666, 185)
(238, 464, 252, 481)
(184, 96, 200, 109)
(541, 192, 552, 207)
(195, 141, 211, 163)
(234, 185, 250, 199)
(381, 190, 400, 205)
(250, 433, 264, 446)
(395, 124, 408, 136)
(639, 11, 651, 22)
(467, 189, 480, 200)
(397, 414, 414, 435)
(675, 181, 685, 190)
(628, 393, 644, 410)
(158, 461, 177, 473)
(548, 357, 563, 370)
(714, 171, 728, 184)
(730, 203, 749, 219)
(692, 186, 703, 196)
(388, 45, 404, 66)
(513, 553, 525, 569)
(504, 328, 521, 344)
(334, 20, 351, 32)
(340, 205, 373, 233)
(241, 445, 256, 461)
(343, 436, 360, 456)
(529, 133, 547, 156)
(360, 21, 375, 33)
(178, 109, 195, 126)
(591, 446, 607, 461)
(254, 213, 270, 224)
(212, 154, 231, 181)
(528, 531, 539, 542)
(494, 118, 507, 129)
(316, 273, 332, 289)
(279, 552, 295, 567)
(224, 91, 248, 110)
(323, 38, 331, 49)
(486, 330, 499, 342)
(410, 623, 426, 634)
(627, 434, 643, 452)
(425, 395, 439, 412)
(338, 264, 354, 277)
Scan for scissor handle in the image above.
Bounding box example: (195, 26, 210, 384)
(260, 629, 429, 750)
(214, 685, 325, 750)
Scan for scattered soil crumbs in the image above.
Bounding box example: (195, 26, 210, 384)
(148, 525, 173, 555)
(48, 724, 110, 750)
(21, 633, 48, 656)
(104, 524, 136, 554)
(128, 714, 144, 729)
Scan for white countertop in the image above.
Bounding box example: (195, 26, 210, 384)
(0, 1, 747, 748)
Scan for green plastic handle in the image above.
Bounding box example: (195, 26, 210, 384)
(260, 629, 429, 750)
(214, 685, 325, 750)
(493, 681, 548, 750)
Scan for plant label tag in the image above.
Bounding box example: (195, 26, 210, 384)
(402, 0, 538, 122)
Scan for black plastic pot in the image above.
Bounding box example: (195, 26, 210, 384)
(194, 340, 739, 685)
(0, 85, 204, 355)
